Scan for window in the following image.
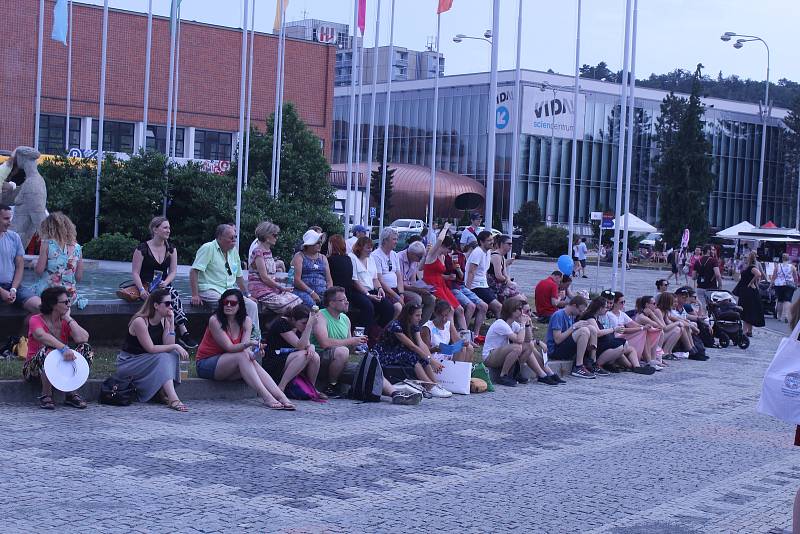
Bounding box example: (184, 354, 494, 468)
(194, 130, 233, 160)
(91, 120, 135, 153)
(38, 115, 81, 155)
(146, 125, 185, 157)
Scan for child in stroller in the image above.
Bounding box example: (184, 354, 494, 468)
(707, 290, 749, 349)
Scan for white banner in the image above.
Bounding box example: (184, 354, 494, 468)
(521, 86, 585, 139)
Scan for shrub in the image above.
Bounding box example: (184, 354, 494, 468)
(514, 200, 542, 237)
(83, 233, 139, 261)
(524, 226, 569, 258)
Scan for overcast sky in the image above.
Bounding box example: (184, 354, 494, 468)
(79, 0, 797, 83)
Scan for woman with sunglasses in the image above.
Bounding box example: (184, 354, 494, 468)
(249, 221, 302, 314)
(22, 286, 93, 410)
(117, 288, 190, 411)
(196, 289, 295, 410)
(605, 292, 657, 373)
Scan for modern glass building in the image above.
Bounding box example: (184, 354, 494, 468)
(332, 70, 796, 231)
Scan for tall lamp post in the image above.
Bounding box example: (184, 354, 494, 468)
(721, 31, 770, 227)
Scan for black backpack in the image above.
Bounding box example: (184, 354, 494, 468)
(99, 375, 137, 406)
(349, 351, 383, 402)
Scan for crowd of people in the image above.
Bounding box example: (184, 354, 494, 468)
(2, 202, 799, 412)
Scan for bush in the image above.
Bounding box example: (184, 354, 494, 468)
(524, 226, 569, 258)
(514, 200, 542, 236)
(83, 233, 138, 261)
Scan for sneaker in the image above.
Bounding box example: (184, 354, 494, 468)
(178, 332, 199, 349)
(516, 375, 530, 384)
(601, 364, 621, 374)
(662, 353, 678, 361)
(581, 275, 589, 278)
(648, 363, 664, 371)
(592, 366, 611, 377)
(631, 365, 656, 375)
(688, 352, 709, 361)
(549, 374, 567, 384)
(400, 380, 433, 399)
(391, 390, 422, 405)
(674, 351, 690, 359)
(537, 375, 558, 386)
(571, 365, 596, 379)
(323, 383, 343, 399)
(429, 384, 453, 398)
(495, 375, 517, 387)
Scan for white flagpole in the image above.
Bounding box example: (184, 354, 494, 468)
(620, 0, 638, 293)
(170, 6, 182, 158)
(364, 0, 382, 230)
(93, 0, 110, 238)
(271, 1, 286, 197)
(485, 0, 500, 230)
(64, 0, 74, 152)
(34, 0, 45, 151)
(427, 13, 441, 231)
(162, 0, 178, 216)
(611, 0, 633, 291)
(235, 0, 250, 238)
(275, 11, 287, 196)
(243, 0, 256, 189)
(344, 0, 360, 238)
(378, 0, 396, 236)
(141, 0, 153, 150)
(354, 38, 365, 225)
(507, 0, 522, 243)
(567, 0, 581, 254)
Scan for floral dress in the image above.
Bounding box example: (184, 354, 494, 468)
(32, 240, 83, 305)
(374, 320, 428, 368)
(248, 247, 301, 314)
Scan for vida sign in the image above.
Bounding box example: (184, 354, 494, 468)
(521, 86, 585, 139)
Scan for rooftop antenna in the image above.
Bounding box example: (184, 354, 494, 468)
(426, 35, 434, 51)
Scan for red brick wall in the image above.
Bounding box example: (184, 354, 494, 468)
(1, 0, 334, 157)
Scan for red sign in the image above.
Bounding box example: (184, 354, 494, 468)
(788, 243, 800, 260)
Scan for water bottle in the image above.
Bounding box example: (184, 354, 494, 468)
(285, 266, 295, 288)
(149, 271, 163, 292)
(179, 359, 189, 380)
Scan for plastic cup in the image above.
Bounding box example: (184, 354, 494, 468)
(179, 359, 189, 380)
(354, 327, 365, 337)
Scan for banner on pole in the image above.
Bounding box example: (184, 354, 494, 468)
(521, 86, 585, 139)
(357, 0, 367, 35)
(273, 0, 289, 32)
(437, 0, 454, 14)
(52, 0, 68, 45)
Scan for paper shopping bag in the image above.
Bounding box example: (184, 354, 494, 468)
(757, 320, 800, 425)
(434, 357, 472, 395)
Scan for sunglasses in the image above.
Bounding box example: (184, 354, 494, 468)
(224, 259, 232, 276)
(159, 300, 173, 306)
(57, 299, 70, 305)
(223, 299, 239, 306)
(387, 259, 393, 271)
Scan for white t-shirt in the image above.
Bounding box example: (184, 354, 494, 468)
(371, 248, 399, 289)
(350, 252, 378, 291)
(345, 236, 359, 254)
(422, 320, 451, 349)
(576, 242, 588, 260)
(605, 310, 632, 329)
(466, 247, 490, 289)
(482, 319, 521, 358)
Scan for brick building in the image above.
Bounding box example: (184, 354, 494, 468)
(1, 0, 336, 160)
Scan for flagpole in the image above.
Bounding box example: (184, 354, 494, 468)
(34, 0, 45, 151)
(364, 0, 382, 230)
(354, 38, 365, 225)
(378, 0, 396, 237)
(427, 13, 441, 231)
(567, 0, 581, 255)
(271, 1, 286, 197)
(243, 0, 256, 189)
(235, 0, 250, 239)
(620, 0, 638, 293)
(274, 10, 287, 196)
(141, 0, 153, 150)
(64, 0, 74, 152)
(344, 0, 360, 238)
(162, 0, 178, 216)
(610, 0, 633, 291)
(170, 6, 182, 158)
(93, 0, 110, 238)
(485, 0, 500, 230)
(508, 0, 522, 244)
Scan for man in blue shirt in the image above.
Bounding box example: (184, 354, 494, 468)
(546, 295, 594, 378)
(0, 204, 40, 312)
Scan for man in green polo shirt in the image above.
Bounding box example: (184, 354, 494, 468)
(190, 223, 261, 340)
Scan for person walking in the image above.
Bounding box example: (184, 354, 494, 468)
(771, 253, 798, 323)
(733, 250, 765, 336)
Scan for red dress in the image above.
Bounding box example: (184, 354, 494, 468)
(423, 258, 459, 308)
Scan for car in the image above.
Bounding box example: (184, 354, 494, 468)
(389, 218, 424, 232)
(640, 232, 663, 247)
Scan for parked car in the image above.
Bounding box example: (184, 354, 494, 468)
(389, 218, 425, 232)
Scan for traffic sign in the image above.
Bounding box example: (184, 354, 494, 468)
(370, 207, 377, 218)
(601, 211, 614, 229)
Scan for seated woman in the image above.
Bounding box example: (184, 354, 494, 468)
(483, 298, 561, 386)
(327, 234, 355, 296)
(32, 212, 85, 308)
(579, 295, 645, 374)
(117, 288, 190, 411)
(656, 292, 697, 359)
(487, 234, 522, 302)
(652, 292, 691, 360)
(131, 216, 196, 348)
(636, 294, 678, 365)
(604, 292, 657, 374)
(420, 299, 474, 363)
(374, 302, 452, 398)
(520, 302, 565, 383)
(422, 224, 467, 330)
(349, 236, 398, 337)
(249, 220, 302, 314)
(291, 229, 332, 307)
(22, 286, 93, 409)
(195, 289, 295, 410)
(263, 304, 326, 397)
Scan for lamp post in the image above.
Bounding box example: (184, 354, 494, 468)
(721, 31, 770, 227)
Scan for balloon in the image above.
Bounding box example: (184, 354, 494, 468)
(557, 255, 574, 276)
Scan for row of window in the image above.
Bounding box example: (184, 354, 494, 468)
(37, 115, 233, 160)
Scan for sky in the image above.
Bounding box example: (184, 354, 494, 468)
(79, 0, 797, 83)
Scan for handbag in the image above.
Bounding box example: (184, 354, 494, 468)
(433, 356, 471, 394)
(116, 280, 141, 303)
(99, 375, 137, 406)
(757, 320, 800, 424)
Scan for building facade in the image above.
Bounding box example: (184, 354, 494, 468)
(332, 70, 796, 230)
(3, 0, 336, 160)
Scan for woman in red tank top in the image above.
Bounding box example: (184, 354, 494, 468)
(422, 223, 468, 331)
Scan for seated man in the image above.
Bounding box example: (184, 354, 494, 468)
(534, 270, 563, 323)
(312, 286, 421, 405)
(372, 227, 405, 310)
(397, 241, 435, 323)
(190, 224, 261, 341)
(0, 204, 40, 313)
(345, 224, 368, 254)
(545, 295, 595, 379)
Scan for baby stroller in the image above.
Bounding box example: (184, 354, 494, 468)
(758, 280, 777, 318)
(707, 290, 749, 349)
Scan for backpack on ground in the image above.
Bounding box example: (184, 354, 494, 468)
(349, 351, 384, 402)
(99, 375, 137, 406)
(286, 375, 326, 402)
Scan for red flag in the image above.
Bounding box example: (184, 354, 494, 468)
(437, 0, 453, 14)
(358, 0, 367, 35)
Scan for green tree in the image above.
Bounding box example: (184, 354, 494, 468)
(524, 226, 568, 257)
(783, 95, 800, 217)
(653, 64, 715, 247)
(514, 200, 542, 237)
(370, 161, 395, 226)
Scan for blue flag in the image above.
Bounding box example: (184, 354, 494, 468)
(52, 0, 68, 45)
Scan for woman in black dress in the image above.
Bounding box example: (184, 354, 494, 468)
(732, 250, 764, 336)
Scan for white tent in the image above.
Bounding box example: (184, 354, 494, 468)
(715, 221, 755, 239)
(609, 213, 657, 233)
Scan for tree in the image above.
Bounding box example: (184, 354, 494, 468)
(653, 64, 715, 247)
(579, 61, 618, 83)
(514, 200, 542, 237)
(523, 226, 568, 258)
(370, 140, 395, 227)
(783, 95, 800, 218)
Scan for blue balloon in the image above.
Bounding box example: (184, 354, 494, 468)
(557, 255, 574, 276)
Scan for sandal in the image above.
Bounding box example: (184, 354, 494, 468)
(280, 401, 296, 411)
(315, 390, 329, 400)
(168, 399, 188, 412)
(64, 393, 87, 409)
(39, 394, 55, 410)
(264, 399, 284, 410)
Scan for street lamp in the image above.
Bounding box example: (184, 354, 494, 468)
(452, 32, 491, 44)
(721, 31, 770, 226)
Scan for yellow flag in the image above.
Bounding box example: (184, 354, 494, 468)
(273, 0, 289, 32)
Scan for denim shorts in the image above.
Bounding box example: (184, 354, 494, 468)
(452, 287, 482, 307)
(196, 355, 221, 380)
(0, 283, 37, 306)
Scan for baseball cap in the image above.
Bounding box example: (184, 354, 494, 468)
(470, 212, 482, 221)
(352, 224, 368, 234)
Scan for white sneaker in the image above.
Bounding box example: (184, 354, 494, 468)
(674, 352, 689, 359)
(648, 363, 664, 371)
(428, 384, 453, 398)
(393, 383, 420, 395)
